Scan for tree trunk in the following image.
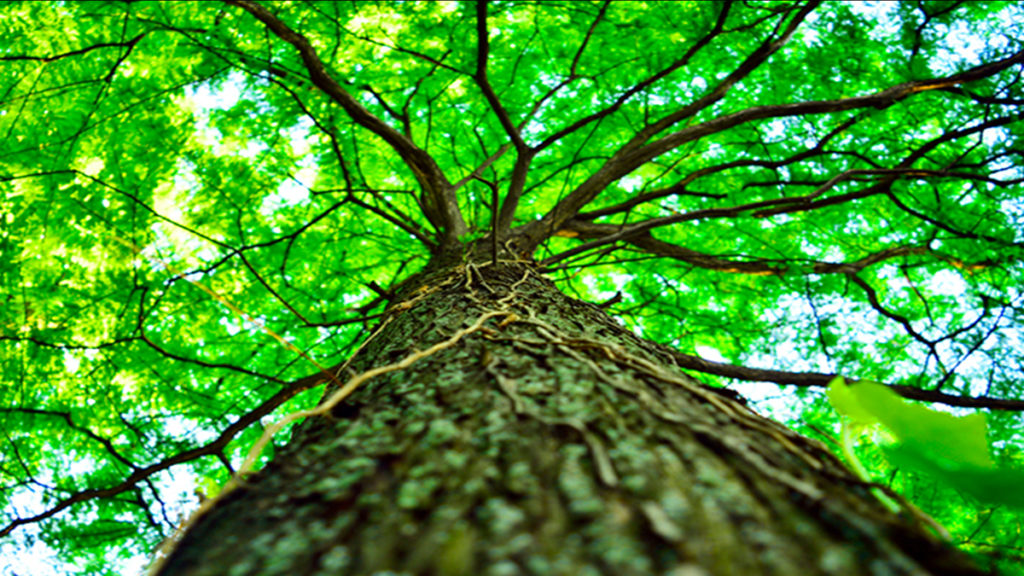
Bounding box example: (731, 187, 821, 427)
(155, 258, 982, 576)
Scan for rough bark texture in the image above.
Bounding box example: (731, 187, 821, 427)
(157, 259, 982, 576)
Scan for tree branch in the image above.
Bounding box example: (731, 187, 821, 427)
(223, 0, 467, 245)
(346, 195, 438, 250)
(0, 34, 146, 63)
(627, 48, 1024, 192)
(519, 44, 1024, 249)
(0, 366, 340, 538)
(1, 408, 138, 470)
(474, 1, 535, 235)
(545, 219, 933, 275)
(662, 351, 1024, 411)
(576, 114, 865, 221)
(520, 2, 820, 245)
(534, 0, 734, 152)
(539, 193, 830, 266)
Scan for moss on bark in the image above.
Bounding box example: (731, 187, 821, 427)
(157, 260, 982, 576)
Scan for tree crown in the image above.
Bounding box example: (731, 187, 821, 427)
(1, 1, 1023, 573)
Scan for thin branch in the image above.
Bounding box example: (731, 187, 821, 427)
(847, 274, 933, 347)
(473, 1, 535, 234)
(569, 1, 610, 77)
(0, 366, 340, 538)
(577, 115, 864, 221)
(346, 195, 438, 249)
(540, 193, 828, 266)
(0, 34, 147, 62)
(751, 168, 1018, 217)
(534, 0, 734, 152)
(662, 351, 1024, 411)
(631, 49, 1024, 186)
(451, 142, 512, 192)
(1, 408, 138, 470)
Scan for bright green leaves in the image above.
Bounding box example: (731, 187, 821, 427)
(827, 377, 1024, 509)
(1, 1, 1023, 573)
(828, 377, 989, 465)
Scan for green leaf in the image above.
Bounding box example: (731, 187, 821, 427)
(887, 444, 1024, 509)
(827, 377, 1024, 508)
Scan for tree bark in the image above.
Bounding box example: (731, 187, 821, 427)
(156, 258, 982, 576)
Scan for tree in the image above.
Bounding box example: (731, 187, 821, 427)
(2, 0, 1023, 574)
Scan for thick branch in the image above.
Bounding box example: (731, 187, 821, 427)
(546, 219, 931, 275)
(519, 46, 1024, 249)
(223, 0, 467, 244)
(473, 1, 526, 152)
(521, 2, 819, 244)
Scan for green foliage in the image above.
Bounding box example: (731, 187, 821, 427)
(828, 377, 1024, 509)
(1, 0, 1023, 573)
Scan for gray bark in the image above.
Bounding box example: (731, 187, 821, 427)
(156, 258, 982, 576)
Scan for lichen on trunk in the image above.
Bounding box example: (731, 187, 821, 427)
(156, 259, 982, 576)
